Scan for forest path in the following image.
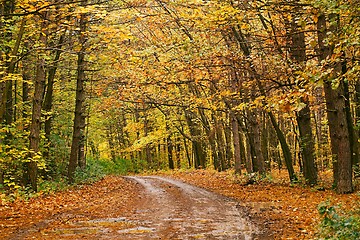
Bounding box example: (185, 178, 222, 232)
(1, 176, 265, 240)
(122, 176, 258, 239)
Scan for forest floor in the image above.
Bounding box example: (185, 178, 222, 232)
(0, 169, 359, 239)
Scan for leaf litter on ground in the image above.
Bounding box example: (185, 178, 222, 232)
(0, 169, 359, 239)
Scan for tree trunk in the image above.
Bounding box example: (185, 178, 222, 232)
(213, 114, 227, 171)
(232, 25, 294, 180)
(68, 11, 87, 183)
(269, 112, 296, 181)
(167, 135, 174, 169)
(297, 104, 317, 185)
(289, 10, 317, 185)
(0, 0, 15, 124)
(223, 117, 233, 169)
(231, 112, 241, 174)
(317, 14, 352, 193)
(166, 123, 174, 169)
(176, 136, 181, 168)
(27, 54, 46, 192)
(78, 112, 86, 169)
(26, 13, 48, 191)
(246, 110, 265, 174)
(342, 58, 359, 172)
(184, 109, 206, 168)
(43, 33, 65, 159)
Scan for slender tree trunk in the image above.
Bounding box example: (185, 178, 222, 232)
(223, 117, 233, 169)
(175, 136, 181, 168)
(248, 111, 265, 174)
(26, 12, 49, 191)
(261, 113, 269, 170)
(213, 114, 226, 171)
(27, 50, 45, 191)
(43, 33, 65, 159)
(269, 112, 296, 181)
(68, 11, 87, 183)
(184, 109, 206, 168)
(78, 112, 86, 169)
(231, 112, 241, 174)
(183, 136, 192, 168)
(166, 124, 174, 169)
(232, 25, 294, 180)
(0, 0, 15, 124)
(107, 126, 116, 161)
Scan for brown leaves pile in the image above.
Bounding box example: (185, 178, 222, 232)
(0, 176, 140, 239)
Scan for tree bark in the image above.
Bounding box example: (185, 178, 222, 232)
(167, 133, 174, 169)
(231, 112, 241, 174)
(68, 11, 87, 183)
(43, 33, 66, 159)
(317, 14, 352, 193)
(27, 50, 46, 192)
(289, 10, 317, 185)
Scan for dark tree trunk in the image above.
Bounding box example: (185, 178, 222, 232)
(342, 57, 359, 172)
(317, 14, 352, 193)
(68, 11, 87, 183)
(43, 33, 65, 159)
(184, 109, 206, 168)
(78, 113, 86, 169)
(247, 110, 265, 174)
(26, 13, 48, 192)
(232, 25, 294, 180)
(167, 133, 174, 170)
(269, 112, 296, 181)
(289, 10, 317, 185)
(0, 0, 15, 124)
(176, 136, 181, 168)
(27, 57, 46, 192)
(297, 104, 317, 185)
(213, 114, 227, 171)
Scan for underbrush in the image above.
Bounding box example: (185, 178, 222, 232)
(74, 157, 133, 183)
(317, 201, 360, 239)
(1, 157, 132, 202)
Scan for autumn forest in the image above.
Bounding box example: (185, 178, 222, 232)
(1, 0, 360, 200)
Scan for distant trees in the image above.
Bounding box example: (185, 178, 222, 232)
(96, 0, 359, 193)
(1, 0, 359, 194)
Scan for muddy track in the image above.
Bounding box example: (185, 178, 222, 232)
(124, 176, 262, 240)
(3, 176, 269, 239)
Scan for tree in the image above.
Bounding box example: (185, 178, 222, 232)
(317, 13, 352, 193)
(68, 3, 88, 183)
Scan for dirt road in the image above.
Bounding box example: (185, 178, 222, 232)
(3, 176, 268, 239)
(124, 176, 260, 239)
